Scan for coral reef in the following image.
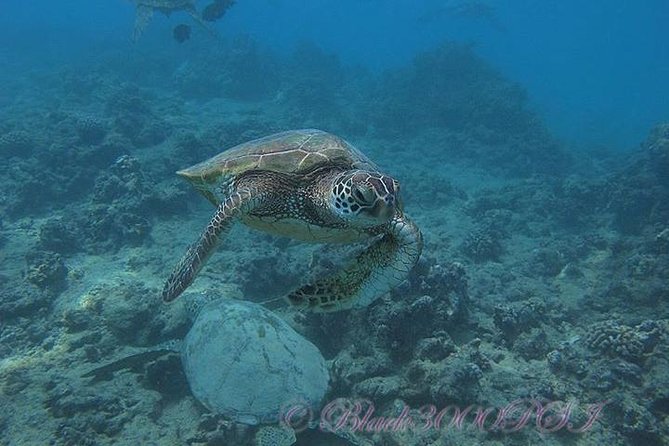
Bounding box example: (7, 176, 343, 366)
(414, 339, 492, 405)
(25, 250, 68, 293)
(492, 299, 544, 339)
(1, 32, 669, 446)
(646, 123, 669, 184)
(366, 43, 569, 175)
(460, 225, 503, 262)
(277, 42, 350, 129)
(85, 156, 153, 250)
(172, 38, 279, 101)
(254, 425, 296, 446)
(105, 85, 172, 148)
(38, 218, 81, 254)
(585, 320, 665, 363)
(656, 228, 669, 254)
(331, 347, 394, 392)
(0, 130, 34, 157)
(358, 260, 470, 361)
(407, 260, 469, 321)
(513, 328, 550, 360)
(0, 283, 52, 321)
(370, 43, 531, 137)
(49, 154, 188, 253)
(43, 370, 172, 446)
(606, 123, 669, 233)
(75, 115, 108, 146)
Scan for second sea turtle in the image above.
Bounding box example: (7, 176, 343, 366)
(129, 0, 212, 42)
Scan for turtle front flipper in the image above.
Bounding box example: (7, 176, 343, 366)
(132, 5, 154, 42)
(287, 214, 423, 312)
(161, 189, 261, 303)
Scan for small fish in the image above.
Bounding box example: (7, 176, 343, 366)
(202, 0, 236, 22)
(173, 24, 191, 43)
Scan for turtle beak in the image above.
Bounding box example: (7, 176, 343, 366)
(393, 189, 403, 211)
(369, 195, 395, 220)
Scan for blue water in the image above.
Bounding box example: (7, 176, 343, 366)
(2, 2, 669, 445)
(2, 0, 668, 150)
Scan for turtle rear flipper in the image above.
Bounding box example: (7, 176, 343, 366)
(287, 214, 423, 312)
(185, 10, 220, 40)
(162, 188, 262, 303)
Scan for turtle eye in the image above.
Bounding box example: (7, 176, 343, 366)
(352, 186, 373, 205)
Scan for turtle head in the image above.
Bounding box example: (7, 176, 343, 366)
(330, 170, 400, 225)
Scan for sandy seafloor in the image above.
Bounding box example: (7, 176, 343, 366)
(0, 36, 668, 446)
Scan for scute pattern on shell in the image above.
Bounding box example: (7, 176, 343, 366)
(182, 298, 329, 424)
(177, 129, 375, 185)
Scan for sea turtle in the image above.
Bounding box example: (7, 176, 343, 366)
(161, 129, 423, 312)
(129, 0, 213, 42)
(202, 0, 236, 22)
(84, 295, 330, 446)
(181, 297, 329, 425)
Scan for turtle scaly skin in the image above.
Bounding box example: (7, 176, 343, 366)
(287, 213, 422, 312)
(161, 129, 423, 312)
(161, 187, 265, 302)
